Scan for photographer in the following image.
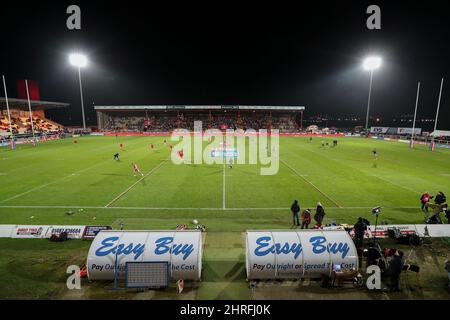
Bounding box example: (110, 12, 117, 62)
(435, 191, 447, 206)
(353, 217, 368, 250)
(388, 250, 404, 292)
(363, 247, 382, 268)
(426, 191, 447, 224)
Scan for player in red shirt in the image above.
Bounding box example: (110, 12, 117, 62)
(119, 143, 124, 151)
(420, 192, 433, 211)
(131, 163, 143, 176)
(177, 149, 184, 159)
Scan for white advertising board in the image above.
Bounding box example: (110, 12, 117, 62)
(370, 127, 389, 134)
(366, 224, 450, 238)
(431, 130, 450, 137)
(11, 225, 51, 238)
(45, 226, 86, 239)
(0, 225, 15, 238)
(366, 224, 418, 239)
(397, 127, 422, 135)
(9, 225, 86, 239)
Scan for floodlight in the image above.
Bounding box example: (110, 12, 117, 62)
(69, 53, 88, 68)
(363, 56, 382, 71)
(69, 53, 88, 129)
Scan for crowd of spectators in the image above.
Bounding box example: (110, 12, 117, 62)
(0, 115, 63, 136)
(101, 111, 301, 133)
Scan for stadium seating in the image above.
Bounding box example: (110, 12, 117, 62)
(100, 112, 301, 133)
(0, 115, 63, 136)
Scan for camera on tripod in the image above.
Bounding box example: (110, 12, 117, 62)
(372, 206, 381, 215)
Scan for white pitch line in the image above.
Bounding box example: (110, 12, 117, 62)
(295, 144, 423, 196)
(367, 174, 421, 195)
(0, 136, 155, 204)
(0, 205, 420, 210)
(223, 162, 226, 210)
(0, 160, 109, 204)
(281, 159, 343, 208)
(104, 160, 168, 208)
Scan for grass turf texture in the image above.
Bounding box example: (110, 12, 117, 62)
(0, 136, 449, 299)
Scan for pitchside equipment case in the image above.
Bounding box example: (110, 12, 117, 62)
(246, 230, 359, 280)
(87, 230, 203, 281)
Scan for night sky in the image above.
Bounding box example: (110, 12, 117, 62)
(0, 0, 449, 128)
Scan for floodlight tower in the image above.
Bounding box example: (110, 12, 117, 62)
(363, 56, 382, 134)
(69, 53, 88, 130)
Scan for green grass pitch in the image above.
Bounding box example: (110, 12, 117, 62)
(0, 135, 448, 299)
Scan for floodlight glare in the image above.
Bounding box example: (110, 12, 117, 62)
(69, 53, 88, 68)
(363, 56, 382, 71)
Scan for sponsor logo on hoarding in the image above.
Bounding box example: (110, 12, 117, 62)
(16, 227, 44, 237)
(95, 237, 145, 260)
(310, 236, 351, 258)
(95, 236, 194, 261)
(254, 236, 303, 259)
(82, 225, 112, 239)
(51, 227, 83, 235)
(370, 127, 388, 134)
(154, 237, 194, 260)
(253, 236, 350, 259)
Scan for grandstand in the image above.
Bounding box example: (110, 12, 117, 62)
(0, 97, 68, 137)
(95, 105, 305, 133)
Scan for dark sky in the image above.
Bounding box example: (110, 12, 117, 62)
(0, 0, 449, 128)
